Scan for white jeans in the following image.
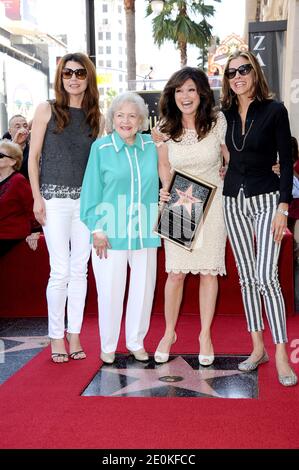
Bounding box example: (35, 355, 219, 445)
(92, 248, 157, 353)
(43, 198, 91, 339)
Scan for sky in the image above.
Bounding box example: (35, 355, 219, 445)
(34, 0, 246, 79)
(208, 0, 246, 40)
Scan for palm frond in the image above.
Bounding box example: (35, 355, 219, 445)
(148, 0, 221, 59)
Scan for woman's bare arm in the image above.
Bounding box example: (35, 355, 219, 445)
(28, 102, 51, 225)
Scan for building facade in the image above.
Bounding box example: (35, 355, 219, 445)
(95, 0, 127, 110)
(0, 1, 67, 135)
(245, 0, 299, 140)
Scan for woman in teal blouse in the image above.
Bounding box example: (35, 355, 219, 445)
(81, 92, 160, 364)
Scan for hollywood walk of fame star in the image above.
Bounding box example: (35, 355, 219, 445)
(0, 336, 50, 354)
(101, 356, 244, 398)
(172, 185, 202, 216)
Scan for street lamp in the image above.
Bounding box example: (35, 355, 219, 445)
(143, 66, 153, 90)
(149, 0, 165, 14)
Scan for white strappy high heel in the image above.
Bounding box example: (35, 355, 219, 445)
(198, 354, 214, 366)
(154, 332, 177, 364)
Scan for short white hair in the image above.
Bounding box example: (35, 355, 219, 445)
(105, 92, 149, 134)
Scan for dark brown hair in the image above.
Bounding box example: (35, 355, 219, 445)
(221, 50, 272, 110)
(159, 67, 216, 141)
(53, 52, 101, 137)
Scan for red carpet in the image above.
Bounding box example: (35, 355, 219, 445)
(0, 231, 295, 316)
(0, 314, 299, 449)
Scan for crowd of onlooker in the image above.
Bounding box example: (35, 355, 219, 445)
(0, 114, 41, 257)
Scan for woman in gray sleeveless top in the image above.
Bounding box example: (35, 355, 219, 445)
(28, 53, 103, 363)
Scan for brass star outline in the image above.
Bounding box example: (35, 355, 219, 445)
(0, 336, 50, 353)
(102, 356, 244, 398)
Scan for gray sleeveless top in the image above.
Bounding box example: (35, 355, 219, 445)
(40, 106, 95, 199)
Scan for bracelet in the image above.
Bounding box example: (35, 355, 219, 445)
(277, 208, 289, 216)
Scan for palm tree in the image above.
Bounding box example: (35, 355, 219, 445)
(255, 0, 262, 20)
(124, 0, 136, 90)
(147, 0, 221, 68)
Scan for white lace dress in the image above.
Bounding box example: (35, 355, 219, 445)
(164, 111, 227, 275)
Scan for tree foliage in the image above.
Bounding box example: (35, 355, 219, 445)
(147, 0, 221, 67)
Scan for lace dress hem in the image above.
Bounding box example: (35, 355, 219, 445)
(166, 267, 226, 276)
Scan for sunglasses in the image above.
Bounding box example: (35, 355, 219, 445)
(0, 152, 15, 160)
(225, 63, 253, 80)
(61, 68, 87, 80)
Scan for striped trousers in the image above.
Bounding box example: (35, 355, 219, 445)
(223, 188, 287, 344)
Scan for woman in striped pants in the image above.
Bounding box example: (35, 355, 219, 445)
(221, 50, 297, 387)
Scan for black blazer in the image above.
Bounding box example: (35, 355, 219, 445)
(223, 99, 293, 203)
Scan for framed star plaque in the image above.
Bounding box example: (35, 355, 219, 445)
(154, 169, 217, 251)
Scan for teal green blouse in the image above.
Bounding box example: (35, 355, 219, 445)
(80, 131, 161, 250)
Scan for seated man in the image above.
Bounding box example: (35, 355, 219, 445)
(3, 115, 30, 180)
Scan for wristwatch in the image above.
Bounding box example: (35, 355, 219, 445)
(277, 208, 289, 216)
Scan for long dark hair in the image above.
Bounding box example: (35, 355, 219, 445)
(52, 52, 101, 137)
(221, 50, 272, 110)
(159, 67, 216, 141)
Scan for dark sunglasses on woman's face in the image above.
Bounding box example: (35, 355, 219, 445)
(61, 68, 87, 80)
(0, 152, 15, 159)
(225, 63, 253, 80)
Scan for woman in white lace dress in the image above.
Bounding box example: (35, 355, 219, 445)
(153, 67, 227, 365)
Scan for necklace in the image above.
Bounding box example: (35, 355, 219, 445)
(231, 119, 254, 152)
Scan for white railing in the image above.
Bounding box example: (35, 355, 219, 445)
(128, 76, 223, 91)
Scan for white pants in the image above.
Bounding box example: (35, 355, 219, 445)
(92, 248, 157, 353)
(43, 198, 91, 339)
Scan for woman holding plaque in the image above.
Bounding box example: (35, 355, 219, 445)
(153, 67, 227, 365)
(221, 50, 297, 386)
